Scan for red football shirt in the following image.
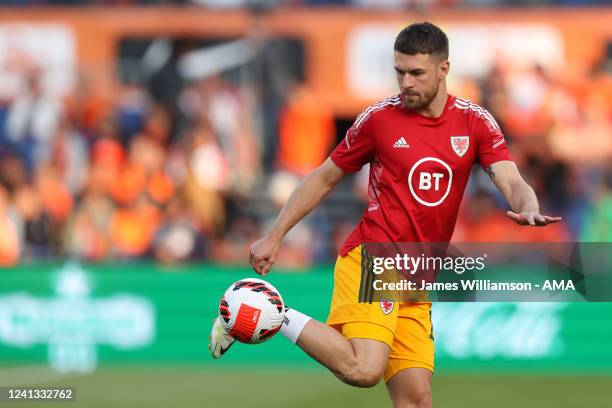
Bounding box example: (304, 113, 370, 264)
(331, 94, 512, 256)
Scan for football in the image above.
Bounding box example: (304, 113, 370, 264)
(218, 278, 285, 344)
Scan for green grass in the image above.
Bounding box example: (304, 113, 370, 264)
(1, 366, 611, 408)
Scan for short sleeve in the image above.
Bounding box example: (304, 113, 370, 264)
(330, 112, 376, 173)
(475, 111, 513, 169)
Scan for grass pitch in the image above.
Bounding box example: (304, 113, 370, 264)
(1, 365, 610, 408)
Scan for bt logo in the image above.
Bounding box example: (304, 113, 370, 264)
(408, 157, 453, 207)
(418, 172, 445, 191)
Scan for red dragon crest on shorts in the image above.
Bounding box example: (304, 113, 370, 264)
(380, 297, 394, 315)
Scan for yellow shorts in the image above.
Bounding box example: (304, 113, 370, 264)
(327, 245, 434, 382)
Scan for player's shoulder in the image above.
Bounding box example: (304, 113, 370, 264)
(449, 95, 501, 132)
(353, 94, 402, 129)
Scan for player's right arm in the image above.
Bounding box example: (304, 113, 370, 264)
(249, 158, 346, 275)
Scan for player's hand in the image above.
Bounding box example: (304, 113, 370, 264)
(249, 234, 281, 276)
(506, 211, 562, 226)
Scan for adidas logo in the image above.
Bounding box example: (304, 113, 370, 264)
(393, 137, 410, 148)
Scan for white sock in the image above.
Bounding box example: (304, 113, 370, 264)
(280, 307, 312, 344)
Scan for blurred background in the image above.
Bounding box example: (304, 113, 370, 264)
(0, 1, 611, 408)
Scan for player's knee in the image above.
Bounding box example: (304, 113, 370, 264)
(343, 369, 381, 388)
(339, 362, 383, 388)
(393, 387, 432, 408)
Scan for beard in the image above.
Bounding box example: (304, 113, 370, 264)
(402, 81, 440, 111)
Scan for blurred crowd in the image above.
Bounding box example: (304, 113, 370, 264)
(0, 44, 339, 266)
(0, 32, 611, 268)
(0, 0, 609, 8)
(451, 60, 612, 244)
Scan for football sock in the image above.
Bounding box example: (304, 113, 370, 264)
(280, 307, 312, 344)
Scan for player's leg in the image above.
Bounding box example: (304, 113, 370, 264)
(384, 303, 435, 408)
(294, 244, 399, 387)
(294, 319, 390, 388)
(276, 245, 397, 387)
(386, 367, 432, 408)
(212, 245, 396, 387)
(211, 304, 390, 387)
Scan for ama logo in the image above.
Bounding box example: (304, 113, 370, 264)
(380, 298, 394, 315)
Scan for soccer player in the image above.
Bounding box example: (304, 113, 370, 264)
(210, 22, 561, 407)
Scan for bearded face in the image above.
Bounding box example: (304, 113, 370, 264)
(402, 79, 440, 111)
(394, 52, 447, 112)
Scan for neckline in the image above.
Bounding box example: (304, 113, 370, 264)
(403, 94, 454, 123)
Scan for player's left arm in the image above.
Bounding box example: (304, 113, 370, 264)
(486, 160, 562, 226)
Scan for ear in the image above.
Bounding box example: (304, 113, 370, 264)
(439, 60, 450, 80)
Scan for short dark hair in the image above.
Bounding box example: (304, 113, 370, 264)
(394, 22, 449, 61)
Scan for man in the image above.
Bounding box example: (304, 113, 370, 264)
(211, 22, 561, 407)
